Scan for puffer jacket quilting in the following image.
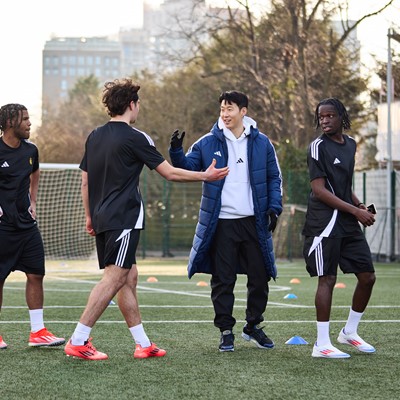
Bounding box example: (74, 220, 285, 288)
(169, 120, 282, 280)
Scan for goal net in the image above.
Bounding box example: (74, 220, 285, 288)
(38, 164, 96, 259)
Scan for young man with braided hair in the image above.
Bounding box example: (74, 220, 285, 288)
(0, 103, 65, 350)
(64, 78, 229, 360)
(303, 97, 376, 358)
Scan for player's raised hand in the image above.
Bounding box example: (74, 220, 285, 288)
(203, 158, 229, 182)
(170, 129, 185, 149)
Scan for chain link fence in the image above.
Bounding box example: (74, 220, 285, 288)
(37, 165, 399, 262)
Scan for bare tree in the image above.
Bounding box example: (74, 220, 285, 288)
(173, 0, 396, 148)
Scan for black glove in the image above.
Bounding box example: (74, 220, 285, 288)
(170, 129, 185, 150)
(267, 209, 278, 232)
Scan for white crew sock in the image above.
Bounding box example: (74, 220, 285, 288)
(29, 309, 45, 333)
(316, 321, 331, 346)
(129, 323, 151, 348)
(71, 322, 92, 345)
(344, 309, 363, 334)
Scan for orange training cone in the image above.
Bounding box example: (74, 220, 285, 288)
(147, 276, 158, 283)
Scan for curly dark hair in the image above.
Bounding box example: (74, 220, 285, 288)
(314, 97, 351, 131)
(0, 103, 27, 133)
(102, 78, 140, 117)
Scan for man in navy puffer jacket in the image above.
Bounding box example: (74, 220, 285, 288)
(169, 91, 282, 352)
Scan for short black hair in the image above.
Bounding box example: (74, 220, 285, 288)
(314, 97, 351, 130)
(219, 91, 248, 109)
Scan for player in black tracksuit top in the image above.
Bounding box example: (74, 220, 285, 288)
(302, 98, 377, 359)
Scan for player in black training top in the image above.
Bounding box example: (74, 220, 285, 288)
(0, 103, 65, 350)
(302, 98, 376, 359)
(64, 78, 229, 360)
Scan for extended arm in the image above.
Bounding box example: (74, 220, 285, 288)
(155, 159, 228, 182)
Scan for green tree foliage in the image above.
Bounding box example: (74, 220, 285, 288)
(133, 67, 223, 151)
(276, 140, 309, 204)
(35, 75, 107, 163)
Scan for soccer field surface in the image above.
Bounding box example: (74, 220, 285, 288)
(1, 258, 399, 400)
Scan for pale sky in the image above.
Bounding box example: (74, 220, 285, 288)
(0, 0, 399, 129)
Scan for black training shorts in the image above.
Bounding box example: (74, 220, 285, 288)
(0, 227, 45, 280)
(303, 234, 375, 277)
(95, 229, 140, 269)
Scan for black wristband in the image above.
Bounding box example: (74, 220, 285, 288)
(356, 202, 364, 207)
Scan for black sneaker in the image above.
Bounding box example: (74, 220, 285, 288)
(219, 330, 234, 352)
(242, 324, 274, 349)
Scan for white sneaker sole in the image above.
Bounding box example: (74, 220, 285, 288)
(337, 330, 376, 353)
(312, 345, 350, 358)
(337, 336, 375, 353)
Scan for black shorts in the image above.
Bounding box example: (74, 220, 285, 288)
(0, 227, 45, 280)
(303, 234, 375, 277)
(95, 229, 140, 269)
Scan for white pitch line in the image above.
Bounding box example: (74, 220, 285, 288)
(1, 304, 399, 309)
(1, 319, 399, 324)
(4, 278, 399, 309)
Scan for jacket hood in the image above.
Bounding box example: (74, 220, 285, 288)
(214, 116, 258, 140)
